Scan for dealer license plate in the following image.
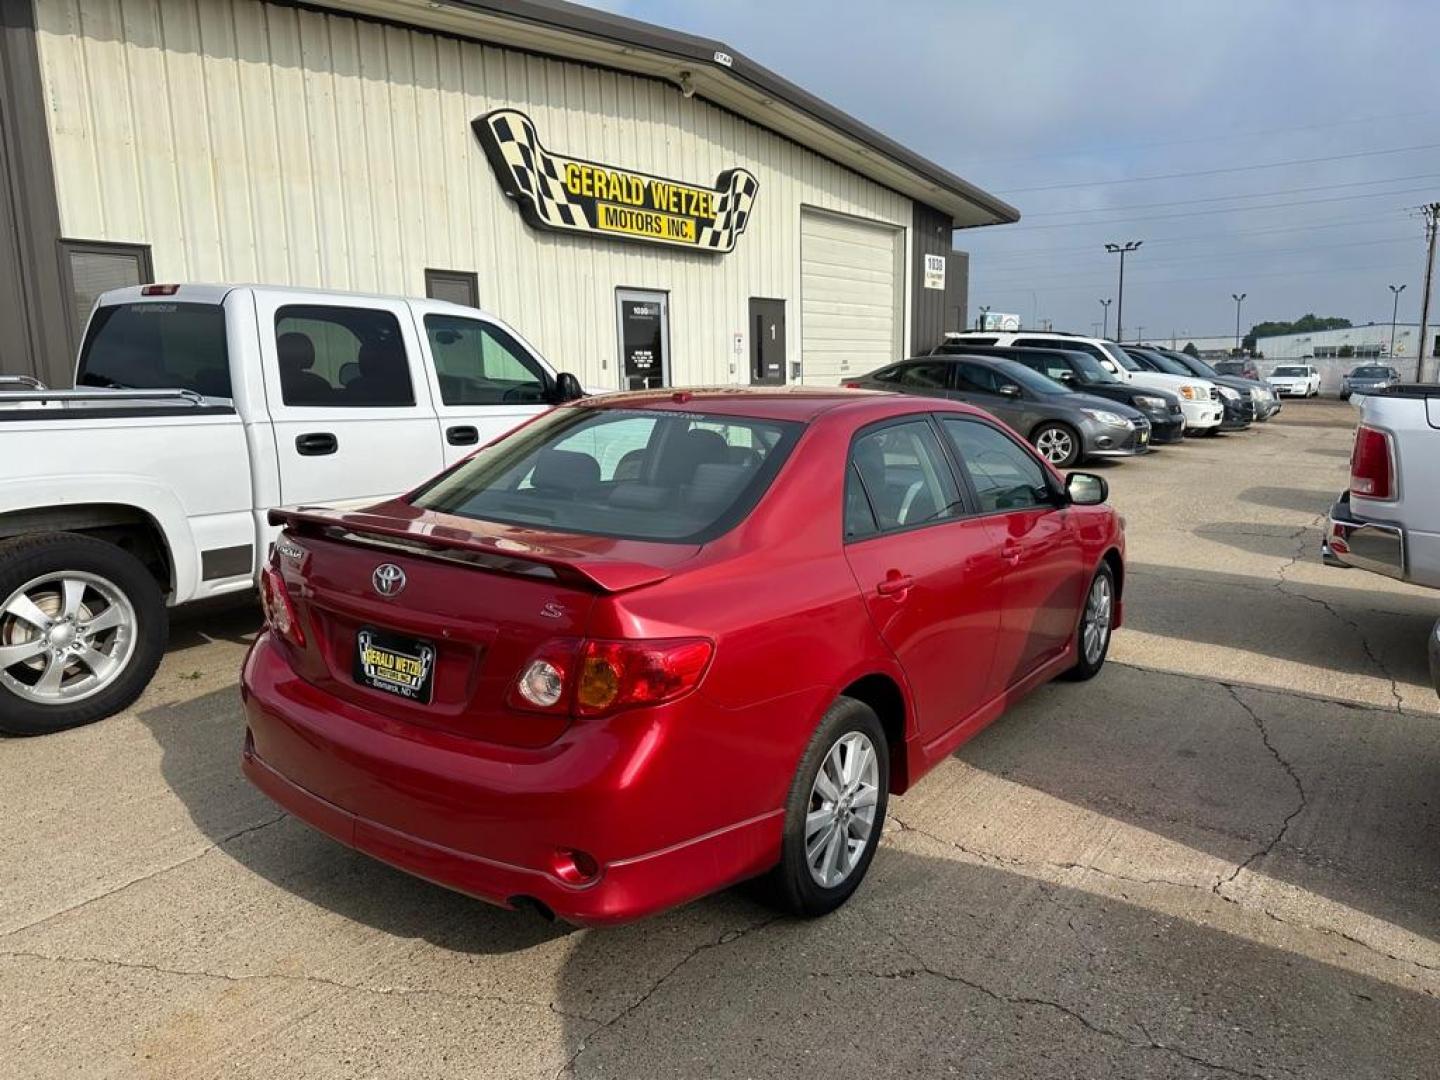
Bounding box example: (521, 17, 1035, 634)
(354, 627, 436, 703)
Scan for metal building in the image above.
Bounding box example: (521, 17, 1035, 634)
(0, 0, 1014, 391)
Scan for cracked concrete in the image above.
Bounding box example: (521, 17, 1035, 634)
(5, 398, 1440, 1079)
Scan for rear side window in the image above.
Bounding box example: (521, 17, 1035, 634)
(424, 315, 549, 406)
(894, 361, 953, 390)
(942, 418, 1050, 513)
(412, 408, 802, 543)
(848, 421, 962, 534)
(76, 302, 231, 398)
(274, 305, 414, 407)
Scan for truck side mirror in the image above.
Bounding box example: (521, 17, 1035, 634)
(552, 372, 585, 403)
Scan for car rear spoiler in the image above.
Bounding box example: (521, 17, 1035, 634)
(270, 506, 674, 593)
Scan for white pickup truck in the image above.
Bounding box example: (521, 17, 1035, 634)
(0, 283, 582, 735)
(1322, 384, 1440, 695)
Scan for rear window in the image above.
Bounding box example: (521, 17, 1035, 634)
(411, 407, 802, 543)
(76, 302, 231, 397)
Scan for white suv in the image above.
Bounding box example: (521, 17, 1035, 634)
(943, 331, 1223, 434)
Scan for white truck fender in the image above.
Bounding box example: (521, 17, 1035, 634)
(0, 476, 201, 604)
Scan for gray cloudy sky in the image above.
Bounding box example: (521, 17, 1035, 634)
(592, 0, 1440, 342)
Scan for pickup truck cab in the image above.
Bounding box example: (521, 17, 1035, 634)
(1323, 384, 1440, 696)
(0, 283, 582, 734)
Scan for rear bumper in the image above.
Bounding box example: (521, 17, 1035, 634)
(1323, 493, 1405, 580)
(240, 635, 789, 925)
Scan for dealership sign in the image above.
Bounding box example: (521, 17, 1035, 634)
(474, 109, 758, 253)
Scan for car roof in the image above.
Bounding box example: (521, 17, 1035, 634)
(574, 385, 990, 423)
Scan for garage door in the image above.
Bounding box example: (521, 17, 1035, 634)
(800, 209, 904, 383)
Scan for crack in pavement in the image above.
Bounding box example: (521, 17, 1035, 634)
(0, 947, 603, 1021)
(839, 912, 1278, 1080)
(1270, 514, 1406, 712)
(553, 912, 783, 1079)
(1212, 685, 1308, 899)
(0, 813, 289, 940)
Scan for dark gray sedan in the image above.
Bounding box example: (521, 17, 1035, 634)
(1341, 365, 1402, 400)
(851, 354, 1151, 467)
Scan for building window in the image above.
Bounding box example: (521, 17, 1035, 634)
(58, 239, 153, 351)
(425, 269, 480, 309)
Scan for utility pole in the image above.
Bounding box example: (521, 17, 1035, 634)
(1099, 298, 1112, 339)
(1418, 203, 1439, 382)
(976, 305, 991, 331)
(1105, 241, 1141, 342)
(1232, 293, 1247, 354)
(1388, 284, 1406, 363)
(1135, 325, 1145, 344)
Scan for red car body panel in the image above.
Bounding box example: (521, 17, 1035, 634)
(240, 389, 1124, 925)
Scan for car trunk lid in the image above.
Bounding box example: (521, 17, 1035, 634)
(268, 502, 699, 747)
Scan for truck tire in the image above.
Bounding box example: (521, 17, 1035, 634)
(0, 533, 167, 736)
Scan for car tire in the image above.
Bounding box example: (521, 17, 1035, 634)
(1339, 392, 1350, 402)
(1031, 422, 1082, 468)
(764, 696, 889, 918)
(1062, 563, 1115, 682)
(0, 532, 168, 737)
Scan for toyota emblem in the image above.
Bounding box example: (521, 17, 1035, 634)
(372, 563, 406, 597)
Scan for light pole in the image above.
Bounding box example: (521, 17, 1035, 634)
(1099, 298, 1112, 339)
(976, 305, 990, 331)
(1232, 293, 1247, 354)
(1105, 241, 1141, 341)
(1389, 284, 1406, 361)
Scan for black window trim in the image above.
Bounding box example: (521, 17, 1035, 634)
(842, 412, 977, 546)
(935, 412, 1066, 520)
(58, 237, 154, 354)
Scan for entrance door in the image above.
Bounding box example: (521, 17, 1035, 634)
(616, 290, 670, 390)
(749, 298, 786, 385)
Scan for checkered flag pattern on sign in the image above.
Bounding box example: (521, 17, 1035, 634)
(485, 110, 587, 230)
(697, 170, 759, 251)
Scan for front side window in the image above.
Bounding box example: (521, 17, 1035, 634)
(942, 418, 1051, 514)
(848, 421, 962, 534)
(274, 305, 413, 407)
(424, 315, 548, 406)
(412, 408, 801, 543)
(77, 302, 231, 397)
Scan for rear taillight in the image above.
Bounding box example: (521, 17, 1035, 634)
(508, 637, 713, 718)
(843, 381, 862, 389)
(140, 284, 179, 296)
(260, 565, 305, 646)
(1350, 425, 1394, 500)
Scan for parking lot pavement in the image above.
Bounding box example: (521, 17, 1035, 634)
(5, 397, 1440, 1079)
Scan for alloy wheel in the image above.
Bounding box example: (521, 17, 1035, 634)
(0, 572, 136, 705)
(805, 731, 880, 888)
(1082, 573, 1113, 665)
(1035, 427, 1075, 465)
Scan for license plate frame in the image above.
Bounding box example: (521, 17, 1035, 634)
(354, 627, 436, 704)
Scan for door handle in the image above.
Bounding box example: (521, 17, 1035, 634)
(875, 572, 915, 597)
(295, 432, 338, 456)
(1002, 541, 1022, 566)
(446, 424, 480, 446)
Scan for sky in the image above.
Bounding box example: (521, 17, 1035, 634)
(586, 0, 1440, 342)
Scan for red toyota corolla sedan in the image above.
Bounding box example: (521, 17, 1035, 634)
(241, 388, 1123, 925)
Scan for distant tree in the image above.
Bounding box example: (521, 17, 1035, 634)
(1244, 313, 1352, 352)
(1182, 342, 1199, 357)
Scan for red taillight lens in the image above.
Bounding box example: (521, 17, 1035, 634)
(843, 381, 862, 389)
(140, 284, 179, 296)
(260, 565, 305, 646)
(1350, 425, 1394, 500)
(574, 638, 713, 717)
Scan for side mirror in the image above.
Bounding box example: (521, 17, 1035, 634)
(552, 372, 585, 403)
(1065, 472, 1108, 506)
(998, 383, 1022, 398)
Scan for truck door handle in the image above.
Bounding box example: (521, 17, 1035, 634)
(295, 432, 338, 456)
(446, 424, 479, 446)
(876, 572, 915, 597)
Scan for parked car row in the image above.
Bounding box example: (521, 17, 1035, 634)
(843, 330, 1281, 468)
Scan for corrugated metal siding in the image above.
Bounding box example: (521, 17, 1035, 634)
(33, 0, 912, 387)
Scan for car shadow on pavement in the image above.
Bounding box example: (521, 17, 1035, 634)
(1236, 485, 1338, 516)
(165, 600, 263, 651)
(549, 841, 1440, 1079)
(1190, 521, 1327, 560)
(137, 685, 570, 956)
